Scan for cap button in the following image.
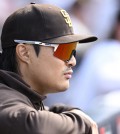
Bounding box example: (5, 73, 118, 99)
(30, 2, 36, 4)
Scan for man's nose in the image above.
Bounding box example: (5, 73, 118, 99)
(66, 55, 76, 68)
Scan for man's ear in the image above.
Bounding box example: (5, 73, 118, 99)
(16, 44, 30, 63)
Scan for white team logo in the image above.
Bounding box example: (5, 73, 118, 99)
(60, 10, 72, 27)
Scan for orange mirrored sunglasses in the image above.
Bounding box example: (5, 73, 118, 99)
(54, 43, 77, 61)
(14, 40, 77, 61)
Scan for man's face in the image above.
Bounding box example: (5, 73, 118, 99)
(24, 45, 76, 95)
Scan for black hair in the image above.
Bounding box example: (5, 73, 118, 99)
(0, 46, 18, 73)
(0, 44, 40, 74)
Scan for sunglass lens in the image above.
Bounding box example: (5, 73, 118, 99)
(54, 43, 77, 61)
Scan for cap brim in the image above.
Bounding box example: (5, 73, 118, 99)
(42, 34, 98, 44)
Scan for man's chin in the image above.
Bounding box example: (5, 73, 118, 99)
(48, 82, 70, 94)
(57, 84, 70, 92)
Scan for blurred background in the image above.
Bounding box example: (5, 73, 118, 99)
(0, 0, 120, 133)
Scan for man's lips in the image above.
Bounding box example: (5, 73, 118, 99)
(64, 70, 73, 79)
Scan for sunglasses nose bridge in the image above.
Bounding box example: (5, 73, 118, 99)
(72, 50, 76, 57)
(65, 55, 76, 67)
(69, 50, 76, 60)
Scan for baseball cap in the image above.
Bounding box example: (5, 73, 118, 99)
(1, 3, 97, 49)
